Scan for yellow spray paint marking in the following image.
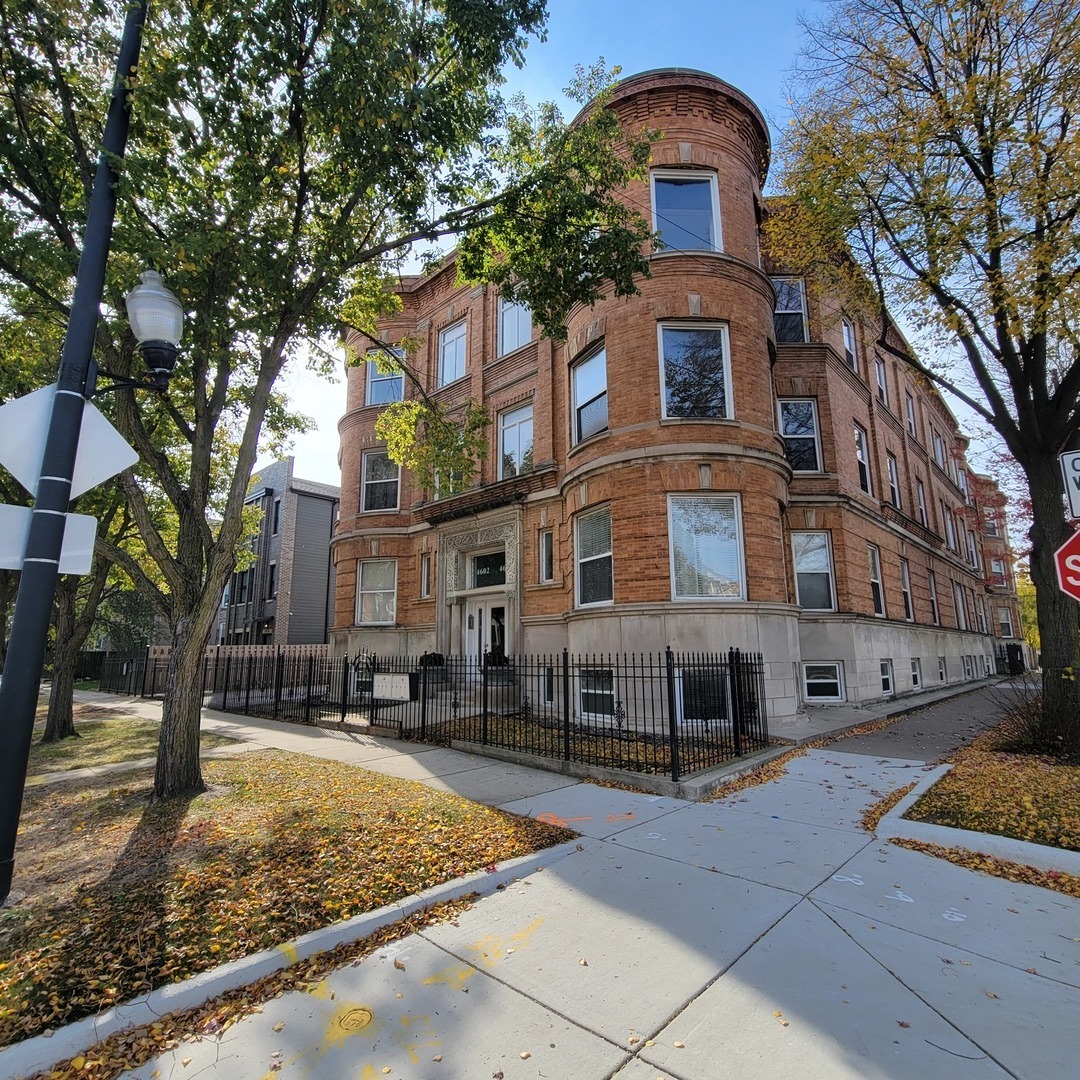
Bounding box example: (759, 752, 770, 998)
(277, 942, 299, 964)
(395, 1013, 441, 1065)
(466, 917, 545, 970)
(307, 978, 332, 999)
(322, 1003, 382, 1051)
(422, 962, 477, 991)
(359, 1067, 382, 1080)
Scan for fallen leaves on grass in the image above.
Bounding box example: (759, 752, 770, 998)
(25, 895, 478, 1080)
(890, 840, 1080, 899)
(1, 751, 572, 1048)
(861, 782, 917, 834)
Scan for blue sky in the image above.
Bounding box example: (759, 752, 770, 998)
(275, 0, 821, 483)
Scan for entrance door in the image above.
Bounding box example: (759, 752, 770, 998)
(464, 599, 507, 663)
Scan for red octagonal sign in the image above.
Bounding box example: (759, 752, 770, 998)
(1054, 529, 1080, 602)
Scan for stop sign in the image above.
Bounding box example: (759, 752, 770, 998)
(1054, 529, 1080, 601)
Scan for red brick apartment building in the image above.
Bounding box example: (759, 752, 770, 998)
(329, 69, 1023, 723)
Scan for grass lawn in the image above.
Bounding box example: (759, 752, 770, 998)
(0, 750, 572, 1049)
(27, 706, 235, 776)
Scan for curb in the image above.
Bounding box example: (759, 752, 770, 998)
(1, 840, 583, 1080)
(875, 765, 1080, 877)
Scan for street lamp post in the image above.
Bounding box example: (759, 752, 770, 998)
(0, 0, 181, 904)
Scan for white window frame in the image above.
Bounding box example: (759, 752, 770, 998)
(659, 322, 732, 420)
(984, 654, 993, 675)
(854, 423, 873, 495)
(911, 657, 922, 689)
(985, 509, 1000, 537)
(365, 349, 404, 406)
(498, 402, 534, 479)
(355, 558, 397, 625)
(967, 529, 980, 569)
(928, 569, 940, 625)
(497, 297, 532, 357)
(905, 392, 918, 438)
(953, 582, 968, 630)
(668, 495, 745, 600)
(576, 505, 613, 607)
(842, 318, 857, 371)
(990, 557, 1007, 584)
(887, 453, 901, 509)
(803, 662, 845, 702)
(267, 561, 277, 600)
(869, 544, 885, 616)
(900, 558, 914, 621)
(792, 531, 835, 611)
(420, 551, 432, 599)
(933, 429, 947, 469)
(875, 357, 889, 406)
(539, 529, 554, 584)
(571, 345, 608, 444)
(938, 656, 947, 681)
(916, 478, 928, 527)
(976, 595, 987, 633)
(778, 399, 822, 472)
(361, 450, 400, 512)
(880, 659, 894, 696)
(963, 654, 974, 680)
(438, 320, 467, 387)
(772, 277, 808, 343)
(579, 667, 616, 721)
(997, 607, 1014, 637)
(650, 170, 722, 252)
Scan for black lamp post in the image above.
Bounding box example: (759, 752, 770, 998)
(0, 0, 181, 905)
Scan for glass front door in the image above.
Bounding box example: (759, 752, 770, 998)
(465, 599, 506, 662)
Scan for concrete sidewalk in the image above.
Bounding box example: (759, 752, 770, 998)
(7, 681, 1077, 1079)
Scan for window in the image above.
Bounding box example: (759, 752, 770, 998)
(880, 659, 894, 696)
(499, 403, 534, 479)
(938, 656, 947, 681)
(887, 453, 901, 509)
(941, 502, 958, 550)
(932, 429, 948, 469)
(975, 596, 987, 633)
(990, 557, 1007, 584)
(842, 318, 857, 371)
(669, 495, 744, 599)
(985, 509, 1000, 537)
(366, 350, 404, 405)
(356, 559, 397, 624)
(420, 552, 432, 598)
(911, 657, 922, 689)
(953, 582, 968, 630)
(915, 478, 928, 527)
(572, 346, 608, 443)
(958, 469, 969, 502)
(576, 506, 613, 606)
(778, 399, 821, 472)
(998, 607, 1014, 637)
(539, 529, 554, 583)
(272, 499, 280, 536)
(967, 530, 980, 569)
(792, 531, 834, 610)
(875, 357, 889, 406)
(267, 562, 277, 600)
(963, 654, 974, 679)
(579, 668, 615, 718)
(854, 424, 873, 494)
(905, 392, 918, 438)
(772, 278, 807, 343)
(498, 297, 532, 356)
(868, 545, 885, 615)
(928, 570, 940, 625)
(984, 654, 993, 675)
(438, 320, 467, 386)
(804, 662, 844, 701)
(651, 171, 721, 251)
(660, 323, 730, 419)
(362, 451, 399, 511)
(900, 559, 914, 620)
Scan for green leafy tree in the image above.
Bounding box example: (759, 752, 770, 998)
(0, 2, 653, 797)
(768, 0, 1080, 759)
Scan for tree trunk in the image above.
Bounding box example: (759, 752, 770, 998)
(153, 613, 213, 799)
(1025, 453, 1080, 760)
(42, 579, 78, 742)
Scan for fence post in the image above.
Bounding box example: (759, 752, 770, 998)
(481, 653, 490, 745)
(213, 648, 221, 698)
(222, 653, 232, 711)
(665, 646, 680, 782)
(139, 647, 150, 697)
(303, 654, 315, 725)
(419, 659, 428, 741)
(728, 648, 743, 757)
(371, 654, 380, 728)
(340, 654, 350, 723)
(244, 654, 254, 714)
(562, 649, 571, 762)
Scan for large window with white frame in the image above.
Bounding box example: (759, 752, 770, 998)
(932, 428, 948, 469)
(911, 657, 922, 689)
(659, 323, 731, 419)
(900, 558, 914, 620)
(365, 348, 404, 406)
(571, 345, 608, 443)
(792, 531, 835, 610)
(438, 320, 467, 386)
(984, 509, 1000, 536)
(498, 297, 532, 356)
(875, 357, 889, 406)
(854, 423, 873, 494)
(868, 545, 885, 615)
(990, 556, 1007, 584)
(928, 569, 940, 625)
(997, 606, 1014, 637)
(967, 529, 980, 569)
(651, 171, 721, 252)
(938, 656, 947, 681)
(887, 453, 901, 509)
(355, 559, 397, 624)
(803, 662, 845, 701)
(419, 551, 432, 599)
(880, 659, 894, 696)
(362, 451, 400, 512)
(539, 529, 554, 583)
(905, 392, 918, 438)
(576, 505, 613, 606)
(842, 318, 857, 371)
(772, 277, 807, 343)
(778, 399, 821, 472)
(953, 582, 968, 630)
(499, 403, 534, 479)
(669, 495, 744, 599)
(915, 478, 928, 527)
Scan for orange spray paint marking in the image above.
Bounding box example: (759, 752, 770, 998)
(535, 812, 593, 827)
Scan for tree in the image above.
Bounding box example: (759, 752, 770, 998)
(767, 0, 1080, 759)
(0, 2, 652, 797)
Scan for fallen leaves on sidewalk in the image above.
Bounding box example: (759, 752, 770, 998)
(860, 782, 917, 834)
(1, 751, 572, 1049)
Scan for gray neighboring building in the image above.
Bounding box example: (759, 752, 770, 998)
(217, 457, 340, 645)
